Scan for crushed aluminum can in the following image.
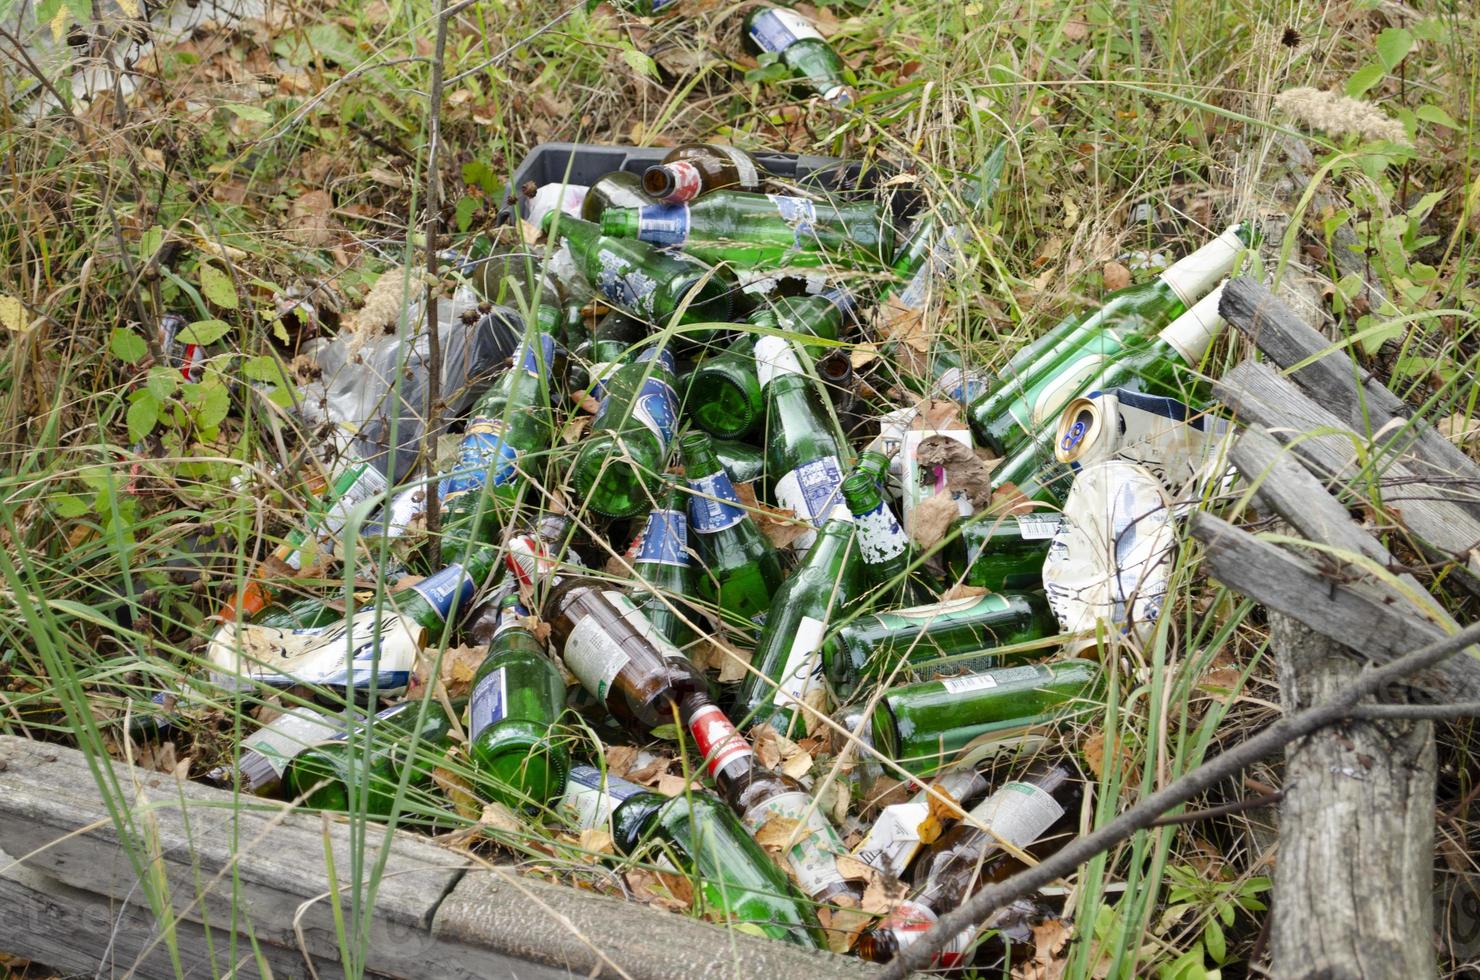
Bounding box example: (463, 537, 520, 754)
(1042, 459, 1175, 644)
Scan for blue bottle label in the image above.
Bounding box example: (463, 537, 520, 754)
(595, 249, 659, 318)
(774, 455, 844, 548)
(769, 194, 818, 250)
(687, 471, 747, 533)
(635, 204, 691, 247)
(517, 334, 557, 378)
(411, 563, 479, 622)
(468, 666, 506, 739)
(635, 509, 690, 566)
(440, 417, 519, 502)
(747, 7, 821, 53)
(628, 349, 678, 450)
(635, 346, 677, 374)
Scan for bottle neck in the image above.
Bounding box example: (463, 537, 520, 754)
(599, 208, 641, 238)
(755, 335, 806, 389)
(1156, 281, 1227, 365)
(1156, 226, 1246, 308)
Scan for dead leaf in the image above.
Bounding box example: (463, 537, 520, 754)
(1101, 261, 1131, 291)
(834, 853, 874, 880)
(736, 479, 812, 549)
(289, 189, 335, 246)
(1062, 18, 1089, 41)
(1080, 729, 1134, 783)
(656, 772, 692, 797)
(693, 636, 753, 684)
(605, 744, 640, 778)
(908, 493, 959, 550)
(817, 900, 874, 955)
(752, 724, 783, 770)
(989, 482, 1037, 514)
(802, 685, 831, 738)
(477, 799, 524, 835)
(625, 868, 693, 912)
(782, 747, 814, 781)
(753, 813, 804, 853)
(1439, 414, 1480, 447)
(914, 434, 994, 509)
(850, 343, 879, 369)
(577, 827, 615, 859)
(1015, 917, 1072, 980)
(416, 644, 486, 700)
(432, 763, 485, 821)
(561, 414, 592, 444)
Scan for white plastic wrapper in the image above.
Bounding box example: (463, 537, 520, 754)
(1043, 459, 1175, 643)
(526, 182, 588, 228)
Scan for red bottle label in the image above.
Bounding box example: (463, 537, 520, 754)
(661, 160, 703, 203)
(688, 703, 752, 776)
(879, 900, 970, 967)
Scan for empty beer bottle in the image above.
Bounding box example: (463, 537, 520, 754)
(686, 289, 853, 439)
(568, 345, 680, 518)
(968, 223, 1252, 456)
(852, 766, 989, 878)
(839, 470, 932, 606)
(543, 213, 732, 328)
(610, 789, 827, 948)
(941, 511, 1064, 592)
(581, 170, 658, 222)
(439, 327, 559, 564)
(601, 191, 892, 270)
(870, 660, 1101, 775)
(561, 763, 646, 830)
(711, 436, 765, 486)
(820, 591, 1058, 695)
(679, 433, 784, 626)
(468, 595, 571, 809)
(855, 758, 1082, 965)
(735, 518, 864, 736)
(759, 336, 849, 550)
(218, 704, 351, 796)
(283, 698, 455, 817)
(683, 694, 863, 907)
(643, 144, 768, 203)
(742, 5, 856, 106)
(853, 448, 891, 486)
(543, 577, 708, 733)
(1077, 280, 1229, 406)
(629, 486, 701, 647)
(990, 428, 1076, 507)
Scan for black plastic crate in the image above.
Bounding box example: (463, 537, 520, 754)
(498, 141, 908, 225)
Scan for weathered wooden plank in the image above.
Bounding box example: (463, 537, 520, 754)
(432, 866, 879, 980)
(1188, 511, 1480, 700)
(1215, 360, 1480, 584)
(1267, 614, 1436, 979)
(1220, 276, 1480, 516)
(0, 845, 342, 979)
(0, 735, 464, 977)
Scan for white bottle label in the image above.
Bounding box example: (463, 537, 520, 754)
(853, 799, 930, 877)
(967, 780, 1064, 849)
(748, 7, 823, 52)
(284, 462, 389, 571)
(563, 613, 632, 702)
(742, 790, 848, 899)
(939, 673, 999, 695)
(773, 455, 844, 550)
(562, 764, 646, 830)
(1015, 514, 1064, 540)
(468, 665, 506, 739)
(772, 615, 828, 712)
(1158, 226, 1244, 308)
(853, 500, 909, 564)
(237, 707, 343, 792)
(754, 335, 804, 388)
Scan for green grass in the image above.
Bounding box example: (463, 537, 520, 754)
(2, 0, 1479, 976)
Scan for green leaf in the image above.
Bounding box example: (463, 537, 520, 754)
(196, 380, 231, 428)
(199, 264, 238, 309)
(127, 391, 160, 442)
(1203, 918, 1226, 963)
(1376, 27, 1414, 70)
(178, 318, 232, 346)
(62, 0, 90, 29)
(223, 103, 273, 123)
(1345, 62, 1385, 98)
(53, 494, 89, 518)
(621, 46, 659, 79)
(1416, 103, 1461, 129)
(241, 354, 288, 384)
(649, 723, 680, 741)
(137, 225, 165, 264)
(110, 327, 149, 364)
(146, 365, 178, 401)
(455, 196, 480, 233)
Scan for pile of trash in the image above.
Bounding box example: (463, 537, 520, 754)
(126, 3, 1260, 968)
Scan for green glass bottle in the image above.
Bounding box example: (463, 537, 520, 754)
(839, 470, 933, 606)
(870, 660, 1101, 776)
(1080, 280, 1229, 405)
(735, 519, 864, 736)
(208, 547, 501, 694)
(601, 192, 891, 270)
(941, 512, 1065, 592)
(711, 437, 765, 486)
(283, 699, 454, 817)
(467, 595, 571, 809)
(742, 5, 856, 106)
(543, 214, 732, 328)
(967, 224, 1252, 456)
(679, 433, 785, 627)
(758, 336, 849, 551)
(568, 345, 680, 518)
(439, 325, 559, 564)
(222, 704, 353, 796)
(580, 170, 658, 222)
(610, 789, 827, 948)
(820, 591, 1058, 696)
(853, 449, 892, 486)
(643, 144, 768, 203)
(684, 289, 853, 440)
(629, 485, 701, 647)
(990, 428, 1076, 507)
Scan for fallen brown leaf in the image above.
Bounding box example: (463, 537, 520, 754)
(577, 827, 615, 860)
(1101, 260, 1131, 291)
(908, 492, 959, 550)
(288, 189, 335, 246)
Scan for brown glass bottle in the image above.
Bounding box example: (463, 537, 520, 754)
(643, 144, 768, 203)
(682, 692, 863, 908)
(854, 757, 1081, 965)
(544, 578, 707, 734)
